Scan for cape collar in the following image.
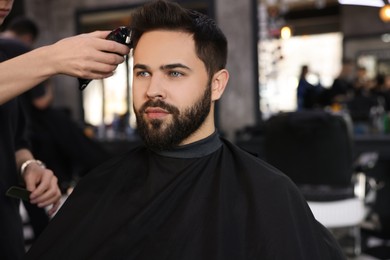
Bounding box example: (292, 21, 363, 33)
(152, 131, 222, 159)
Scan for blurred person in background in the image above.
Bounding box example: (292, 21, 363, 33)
(328, 59, 355, 106)
(0, 0, 129, 258)
(296, 64, 324, 110)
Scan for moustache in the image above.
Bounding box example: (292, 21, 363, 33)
(139, 100, 180, 115)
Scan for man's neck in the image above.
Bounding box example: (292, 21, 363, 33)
(151, 130, 222, 158)
(179, 114, 216, 146)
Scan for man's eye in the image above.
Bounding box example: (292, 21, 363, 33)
(135, 71, 151, 77)
(169, 71, 183, 77)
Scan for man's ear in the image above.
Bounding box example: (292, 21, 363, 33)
(211, 69, 229, 101)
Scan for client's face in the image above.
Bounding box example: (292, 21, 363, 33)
(132, 30, 212, 150)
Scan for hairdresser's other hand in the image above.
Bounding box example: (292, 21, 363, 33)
(23, 164, 62, 216)
(47, 31, 130, 80)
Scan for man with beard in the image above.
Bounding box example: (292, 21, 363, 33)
(24, 1, 346, 259)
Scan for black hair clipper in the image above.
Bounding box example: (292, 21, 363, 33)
(78, 26, 133, 91)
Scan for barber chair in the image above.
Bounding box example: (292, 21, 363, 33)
(263, 110, 378, 256)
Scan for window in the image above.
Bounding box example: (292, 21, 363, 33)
(259, 32, 342, 118)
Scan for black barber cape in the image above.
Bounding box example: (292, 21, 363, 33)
(24, 132, 345, 260)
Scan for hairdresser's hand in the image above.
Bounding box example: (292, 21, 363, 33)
(23, 163, 62, 216)
(47, 31, 130, 80)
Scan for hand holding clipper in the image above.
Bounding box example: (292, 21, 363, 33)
(78, 26, 133, 90)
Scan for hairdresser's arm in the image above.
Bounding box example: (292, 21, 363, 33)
(0, 31, 130, 105)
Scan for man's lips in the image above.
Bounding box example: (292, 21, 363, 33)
(145, 107, 170, 119)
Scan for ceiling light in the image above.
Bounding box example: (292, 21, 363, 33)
(280, 26, 292, 39)
(380, 4, 390, 22)
(338, 0, 385, 7)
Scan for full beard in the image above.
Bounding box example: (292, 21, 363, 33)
(135, 86, 211, 151)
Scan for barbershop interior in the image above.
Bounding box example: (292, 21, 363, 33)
(3, 0, 390, 259)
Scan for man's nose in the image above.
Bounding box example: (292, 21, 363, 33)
(146, 75, 166, 100)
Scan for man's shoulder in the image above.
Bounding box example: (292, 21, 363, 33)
(220, 138, 292, 183)
(220, 138, 274, 166)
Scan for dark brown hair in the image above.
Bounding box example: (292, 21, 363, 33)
(131, 0, 227, 80)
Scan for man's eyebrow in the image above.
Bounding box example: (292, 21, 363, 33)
(133, 64, 149, 70)
(133, 63, 192, 71)
(161, 63, 191, 71)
